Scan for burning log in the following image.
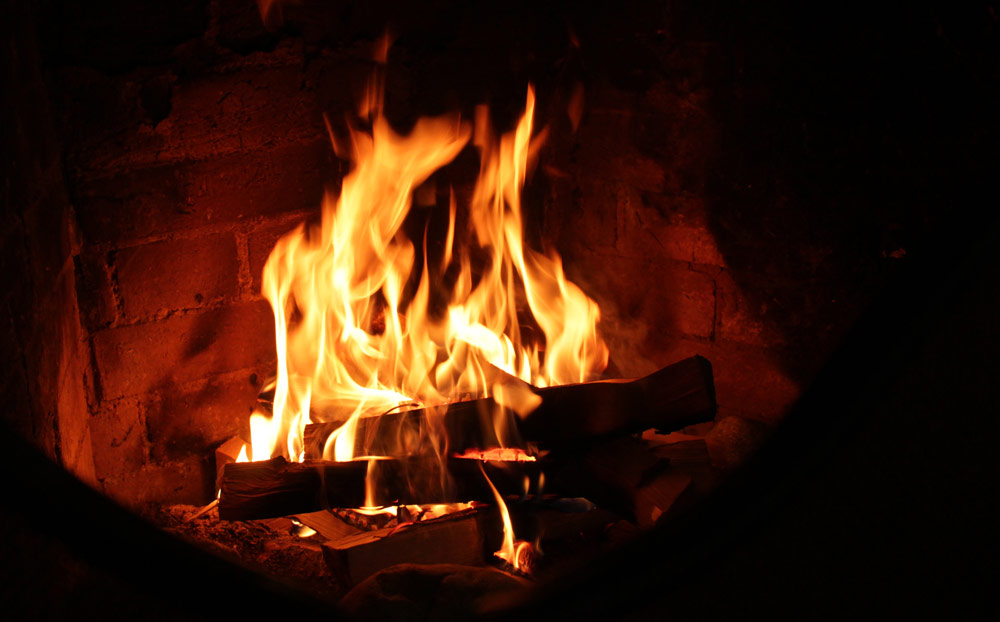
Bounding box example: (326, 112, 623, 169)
(322, 503, 622, 586)
(302, 355, 716, 458)
(218, 457, 541, 521)
(291, 511, 364, 541)
(214, 435, 246, 491)
(219, 358, 714, 521)
(219, 443, 694, 523)
(322, 510, 493, 586)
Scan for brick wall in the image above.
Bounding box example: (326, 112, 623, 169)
(39, 2, 801, 506)
(1, 0, 95, 486)
(33, 0, 931, 506)
(541, 74, 797, 464)
(51, 21, 357, 505)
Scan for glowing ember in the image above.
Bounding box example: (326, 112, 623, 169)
(454, 448, 538, 462)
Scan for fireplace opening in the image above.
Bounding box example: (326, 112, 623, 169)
(2, 0, 996, 619)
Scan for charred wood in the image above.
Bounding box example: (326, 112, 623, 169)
(218, 457, 542, 521)
(321, 510, 492, 586)
(302, 355, 716, 458)
(546, 436, 692, 527)
(219, 441, 694, 523)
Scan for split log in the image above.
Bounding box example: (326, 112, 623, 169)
(292, 511, 364, 541)
(214, 436, 246, 492)
(302, 355, 716, 458)
(219, 444, 684, 523)
(322, 503, 623, 586)
(218, 457, 541, 521)
(642, 430, 717, 498)
(547, 436, 692, 527)
(322, 510, 493, 585)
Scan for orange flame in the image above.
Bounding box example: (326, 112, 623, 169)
(479, 462, 535, 572)
(248, 64, 607, 495)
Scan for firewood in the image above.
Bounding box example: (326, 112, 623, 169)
(219, 439, 696, 523)
(218, 457, 541, 521)
(302, 355, 716, 458)
(642, 431, 711, 465)
(214, 435, 246, 491)
(291, 511, 364, 541)
(321, 510, 493, 585)
(322, 503, 622, 586)
(219, 458, 365, 521)
(546, 436, 692, 527)
(642, 430, 717, 498)
(633, 471, 692, 528)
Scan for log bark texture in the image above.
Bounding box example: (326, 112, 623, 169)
(322, 511, 492, 585)
(220, 357, 715, 521)
(303, 355, 716, 458)
(218, 457, 541, 520)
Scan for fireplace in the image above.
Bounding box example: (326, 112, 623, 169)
(2, 0, 996, 618)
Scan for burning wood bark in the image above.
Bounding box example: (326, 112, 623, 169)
(208, 52, 722, 590)
(219, 457, 540, 521)
(321, 503, 620, 586)
(322, 509, 491, 585)
(298, 355, 715, 458)
(218, 356, 715, 520)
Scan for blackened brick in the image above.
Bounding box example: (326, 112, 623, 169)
(89, 397, 147, 482)
(709, 344, 800, 425)
(619, 193, 725, 267)
(145, 371, 258, 463)
(74, 138, 335, 245)
(70, 66, 322, 175)
(74, 249, 117, 331)
(247, 218, 301, 293)
(580, 255, 715, 344)
(716, 269, 772, 347)
(100, 455, 213, 508)
(568, 179, 619, 254)
(669, 267, 716, 340)
(91, 300, 274, 400)
(115, 232, 240, 321)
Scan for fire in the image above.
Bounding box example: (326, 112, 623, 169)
(248, 58, 607, 468)
(479, 463, 537, 573)
(240, 54, 606, 568)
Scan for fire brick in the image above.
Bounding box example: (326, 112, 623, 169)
(73, 138, 336, 245)
(91, 300, 275, 401)
(247, 218, 302, 293)
(710, 345, 800, 425)
(89, 397, 147, 483)
(74, 249, 117, 331)
(115, 232, 240, 321)
(144, 371, 259, 463)
(579, 255, 716, 348)
(70, 65, 323, 175)
(716, 269, 775, 347)
(100, 455, 211, 508)
(662, 266, 716, 341)
(571, 179, 620, 253)
(621, 199, 726, 267)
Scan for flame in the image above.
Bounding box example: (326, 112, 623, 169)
(479, 462, 535, 573)
(247, 62, 607, 506)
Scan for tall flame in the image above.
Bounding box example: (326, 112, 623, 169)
(249, 67, 608, 473)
